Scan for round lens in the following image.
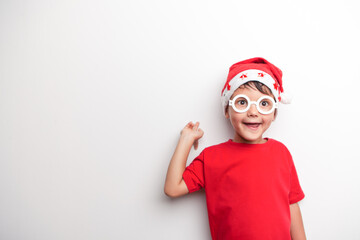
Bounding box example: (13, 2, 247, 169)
(230, 95, 250, 113)
(234, 96, 248, 112)
(257, 96, 275, 114)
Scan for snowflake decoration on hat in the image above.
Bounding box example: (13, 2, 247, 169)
(240, 73, 247, 79)
(273, 82, 283, 102)
(273, 82, 278, 90)
(226, 82, 231, 91)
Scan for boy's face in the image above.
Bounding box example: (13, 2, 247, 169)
(225, 85, 275, 144)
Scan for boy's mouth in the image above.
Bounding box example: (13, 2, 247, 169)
(243, 122, 261, 130)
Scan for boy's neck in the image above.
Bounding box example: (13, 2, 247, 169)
(233, 135, 267, 144)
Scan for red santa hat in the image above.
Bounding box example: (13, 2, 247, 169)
(221, 57, 291, 116)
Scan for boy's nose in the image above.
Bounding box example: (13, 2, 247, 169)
(247, 104, 258, 116)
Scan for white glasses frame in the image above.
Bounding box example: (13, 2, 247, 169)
(228, 94, 278, 115)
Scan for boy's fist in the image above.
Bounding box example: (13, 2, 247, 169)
(180, 122, 204, 150)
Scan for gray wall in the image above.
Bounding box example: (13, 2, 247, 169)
(1, 0, 360, 239)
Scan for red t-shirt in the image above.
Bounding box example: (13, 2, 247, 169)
(182, 139, 305, 240)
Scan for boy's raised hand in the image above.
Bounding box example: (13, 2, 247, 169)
(164, 121, 204, 198)
(180, 122, 204, 150)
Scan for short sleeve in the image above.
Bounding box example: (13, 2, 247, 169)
(182, 151, 205, 193)
(288, 155, 305, 204)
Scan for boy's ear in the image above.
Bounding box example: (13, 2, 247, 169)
(273, 109, 278, 121)
(225, 106, 230, 119)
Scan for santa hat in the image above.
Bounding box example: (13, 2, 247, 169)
(221, 57, 291, 116)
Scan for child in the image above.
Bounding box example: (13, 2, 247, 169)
(164, 57, 306, 240)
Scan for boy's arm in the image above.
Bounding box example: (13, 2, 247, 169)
(290, 203, 306, 240)
(164, 122, 204, 198)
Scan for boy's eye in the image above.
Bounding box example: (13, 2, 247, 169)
(261, 101, 269, 106)
(237, 100, 247, 105)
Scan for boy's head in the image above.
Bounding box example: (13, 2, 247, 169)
(221, 57, 289, 143)
(221, 57, 288, 116)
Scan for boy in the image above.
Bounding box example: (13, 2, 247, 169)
(164, 57, 306, 240)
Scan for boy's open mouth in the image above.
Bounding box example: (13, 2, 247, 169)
(243, 122, 261, 130)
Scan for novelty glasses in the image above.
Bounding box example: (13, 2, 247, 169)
(229, 94, 278, 115)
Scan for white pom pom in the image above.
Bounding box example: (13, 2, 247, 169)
(280, 92, 293, 104)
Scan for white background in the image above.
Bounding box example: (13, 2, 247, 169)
(1, 0, 360, 239)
